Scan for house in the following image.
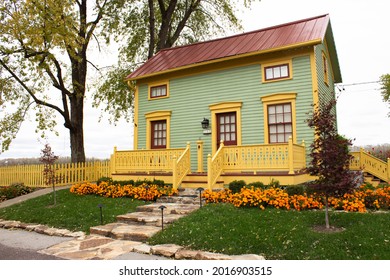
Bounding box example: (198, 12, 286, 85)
(110, 14, 343, 189)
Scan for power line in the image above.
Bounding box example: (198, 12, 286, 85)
(339, 81, 380, 87)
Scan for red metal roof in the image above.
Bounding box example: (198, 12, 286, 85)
(127, 14, 330, 80)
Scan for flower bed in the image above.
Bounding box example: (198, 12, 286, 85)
(0, 183, 36, 202)
(202, 185, 390, 212)
(70, 181, 178, 201)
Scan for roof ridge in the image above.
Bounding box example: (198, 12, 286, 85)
(157, 14, 329, 54)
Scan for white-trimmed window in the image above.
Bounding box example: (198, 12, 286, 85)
(264, 64, 290, 81)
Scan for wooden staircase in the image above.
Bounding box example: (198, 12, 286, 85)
(180, 173, 224, 189)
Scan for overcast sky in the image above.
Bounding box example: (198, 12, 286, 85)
(0, 0, 389, 160)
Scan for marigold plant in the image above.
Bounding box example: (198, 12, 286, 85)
(202, 184, 390, 213)
(70, 181, 178, 201)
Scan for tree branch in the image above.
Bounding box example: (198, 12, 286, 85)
(0, 58, 67, 119)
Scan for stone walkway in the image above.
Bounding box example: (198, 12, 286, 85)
(0, 188, 265, 260)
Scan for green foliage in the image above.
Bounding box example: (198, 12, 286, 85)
(150, 204, 390, 259)
(247, 181, 266, 190)
(94, 0, 259, 123)
(0, 189, 147, 233)
(284, 185, 306, 196)
(228, 180, 246, 194)
(0, 183, 35, 201)
(380, 73, 390, 116)
(96, 177, 166, 188)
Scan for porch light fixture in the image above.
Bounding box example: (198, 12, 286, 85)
(201, 118, 209, 129)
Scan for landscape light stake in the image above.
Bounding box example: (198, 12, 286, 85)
(98, 204, 104, 225)
(159, 205, 167, 230)
(196, 187, 204, 207)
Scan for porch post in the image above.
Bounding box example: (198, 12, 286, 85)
(387, 158, 390, 183)
(172, 155, 178, 190)
(111, 146, 117, 174)
(302, 140, 306, 168)
(196, 140, 204, 172)
(360, 148, 364, 170)
(288, 137, 294, 175)
(207, 154, 212, 190)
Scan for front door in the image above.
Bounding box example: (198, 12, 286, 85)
(217, 112, 237, 147)
(151, 120, 167, 149)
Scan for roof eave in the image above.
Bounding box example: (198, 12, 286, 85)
(126, 39, 323, 82)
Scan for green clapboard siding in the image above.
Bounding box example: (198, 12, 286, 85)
(137, 54, 316, 171)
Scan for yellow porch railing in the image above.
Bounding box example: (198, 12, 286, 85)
(0, 161, 110, 188)
(172, 143, 191, 189)
(207, 141, 225, 189)
(350, 148, 390, 183)
(111, 147, 185, 173)
(207, 137, 306, 189)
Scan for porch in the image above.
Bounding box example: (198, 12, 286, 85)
(110, 137, 309, 189)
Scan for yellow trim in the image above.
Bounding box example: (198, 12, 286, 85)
(127, 40, 322, 82)
(145, 111, 172, 149)
(261, 93, 297, 144)
(261, 59, 293, 83)
(133, 84, 139, 150)
(209, 102, 242, 155)
(322, 51, 329, 86)
(148, 80, 170, 100)
(310, 51, 319, 107)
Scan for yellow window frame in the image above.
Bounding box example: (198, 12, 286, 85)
(145, 110, 171, 149)
(261, 93, 297, 144)
(261, 59, 293, 83)
(148, 80, 170, 100)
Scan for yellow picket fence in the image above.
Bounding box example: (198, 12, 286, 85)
(0, 161, 111, 187)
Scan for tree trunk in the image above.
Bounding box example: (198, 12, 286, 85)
(69, 96, 86, 163)
(325, 193, 330, 229)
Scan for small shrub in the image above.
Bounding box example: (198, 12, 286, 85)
(285, 185, 306, 196)
(0, 183, 35, 200)
(247, 181, 266, 190)
(268, 178, 280, 189)
(229, 180, 246, 194)
(97, 177, 113, 185)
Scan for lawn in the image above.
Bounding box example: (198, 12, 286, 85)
(1, 190, 389, 259)
(0, 189, 147, 233)
(149, 203, 390, 260)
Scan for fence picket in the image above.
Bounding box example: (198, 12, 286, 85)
(0, 161, 111, 187)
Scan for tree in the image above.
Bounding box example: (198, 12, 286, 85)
(306, 99, 357, 229)
(0, 0, 258, 161)
(0, 0, 111, 162)
(40, 143, 62, 206)
(94, 0, 258, 123)
(379, 74, 390, 116)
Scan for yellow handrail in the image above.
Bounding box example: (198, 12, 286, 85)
(207, 141, 225, 189)
(350, 149, 390, 183)
(172, 143, 191, 189)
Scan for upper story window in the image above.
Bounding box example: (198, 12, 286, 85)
(322, 52, 329, 85)
(150, 85, 167, 98)
(264, 64, 290, 81)
(148, 81, 169, 100)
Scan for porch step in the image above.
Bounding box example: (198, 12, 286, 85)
(90, 191, 201, 242)
(363, 173, 385, 187)
(90, 223, 161, 242)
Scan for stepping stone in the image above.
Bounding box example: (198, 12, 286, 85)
(111, 224, 161, 242)
(90, 222, 127, 237)
(117, 212, 185, 226)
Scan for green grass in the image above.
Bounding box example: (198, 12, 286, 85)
(1, 191, 389, 259)
(149, 203, 390, 260)
(0, 189, 147, 233)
